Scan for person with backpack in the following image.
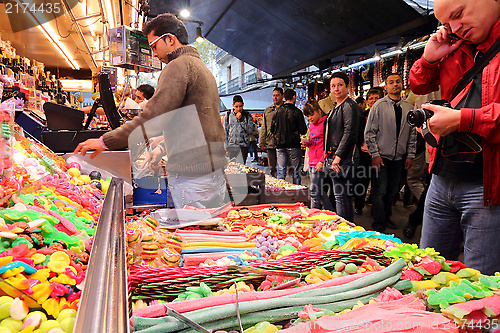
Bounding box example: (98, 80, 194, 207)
(224, 95, 256, 164)
(270, 89, 307, 185)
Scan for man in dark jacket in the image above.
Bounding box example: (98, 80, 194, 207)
(271, 89, 308, 184)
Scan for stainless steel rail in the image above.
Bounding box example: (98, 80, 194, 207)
(74, 178, 129, 333)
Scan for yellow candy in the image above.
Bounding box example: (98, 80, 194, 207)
(49, 274, 76, 286)
(47, 261, 68, 274)
(50, 252, 70, 265)
(30, 254, 46, 265)
(0, 256, 13, 267)
(42, 298, 60, 318)
(6, 274, 29, 290)
(32, 282, 53, 305)
(2, 267, 25, 279)
(29, 269, 51, 282)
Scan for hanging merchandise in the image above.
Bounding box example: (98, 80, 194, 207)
(403, 51, 410, 89)
(381, 59, 393, 82)
(392, 54, 399, 74)
(373, 59, 383, 87)
(348, 69, 356, 98)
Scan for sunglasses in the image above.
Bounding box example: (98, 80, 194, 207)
(148, 33, 170, 50)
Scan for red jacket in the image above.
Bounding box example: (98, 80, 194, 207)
(409, 18, 500, 206)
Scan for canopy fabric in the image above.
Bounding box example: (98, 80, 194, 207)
(149, 0, 434, 75)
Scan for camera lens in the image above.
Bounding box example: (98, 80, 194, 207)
(407, 110, 425, 127)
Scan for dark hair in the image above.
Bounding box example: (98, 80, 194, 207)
(366, 87, 384, 99)
(355, 96, 365, 105)
(143, 13, 189, 45)
(233, 95, 243, 104)
(273, 87, 284, 95)
(137, 84, 155, 99)
(330, 71, 349, 86)
(303, 100, 324, 116)
(283, 88, 296, 101)
(385, 72, 402, 82)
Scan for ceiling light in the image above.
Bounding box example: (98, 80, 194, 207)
(180, 9, 190, 18)
(196, 26, 203, 43)
(60, 79, 93, 92)
(19, 0, 79, 70)
(103, 0, 115, 28)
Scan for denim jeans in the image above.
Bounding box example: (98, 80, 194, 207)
(309, 168, 334, 210)
(332, 176, 354, 221)
(167, 169, 227, 209)
(420, 175, 500, 275)
(371, 158, 403, 228)
(277, 148, 302, 185)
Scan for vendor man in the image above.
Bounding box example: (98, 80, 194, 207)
(74, 13, 228, 209)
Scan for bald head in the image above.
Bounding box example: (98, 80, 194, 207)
(434, 0, 500, 44)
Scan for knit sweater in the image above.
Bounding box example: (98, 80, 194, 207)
(102, 45, 227, 175)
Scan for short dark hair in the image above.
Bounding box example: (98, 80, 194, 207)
(233, 95, 243, 104)
(283, 88, 296, 101)
(330, 71, 349, 86)
(143, 13, 189, 45)
(303, 100, 324, 116)
(137, 84, 155, 99)
(273, 87, 284, 95)
(385, 72, 402, 82)
(355, 96, 365, 105)
(367, 87, 384, 99)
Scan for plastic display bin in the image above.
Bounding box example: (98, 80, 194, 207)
(132, 176, 171, 206)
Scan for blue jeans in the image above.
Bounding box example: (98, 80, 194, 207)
(332, 177, 354, 221)
(420, 175, 500, 275)
(277, 148, 302, 185)
(309, 168, 334, 210)
(371, 159, 403, 228)
(167, 169, 227, 209)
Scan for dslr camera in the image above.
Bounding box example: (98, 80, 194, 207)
(406, 100, 451, 127)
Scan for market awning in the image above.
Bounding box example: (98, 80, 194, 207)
(149, 0, 437, 76)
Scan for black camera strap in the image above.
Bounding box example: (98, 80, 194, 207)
(438, 37, 500, 160)
(450, 37, 500, 101)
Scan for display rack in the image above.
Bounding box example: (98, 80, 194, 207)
(74, 178, 130, 333)
(225, 172, 266, 205)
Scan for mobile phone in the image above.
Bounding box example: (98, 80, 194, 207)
(447, 32, 461, 42)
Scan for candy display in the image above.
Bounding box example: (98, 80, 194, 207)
(5, 127, 499, 333)
(124, 201, 500, 333)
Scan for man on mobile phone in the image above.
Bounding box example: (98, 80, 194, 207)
(409, 0, 500, 275)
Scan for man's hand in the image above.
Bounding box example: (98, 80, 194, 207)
(423, 26, 464, 64)
(315, 161, 323, 172)
(235, 112, 242, 120)
(425, 104, 461, 136)
(372, 156, 384, 172)
(73, 139, 105, 159)
(405, 158, 414, 169)
(225, 151, 230, 157)
(141, 146, 163, 168)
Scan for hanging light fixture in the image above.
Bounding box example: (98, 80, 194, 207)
(396, 38, 404, 54)
(341, 56, 349, 70)
(180, 9, 190, 18)
(196, 26, 204, 42)
(373, 46, 381, 61)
